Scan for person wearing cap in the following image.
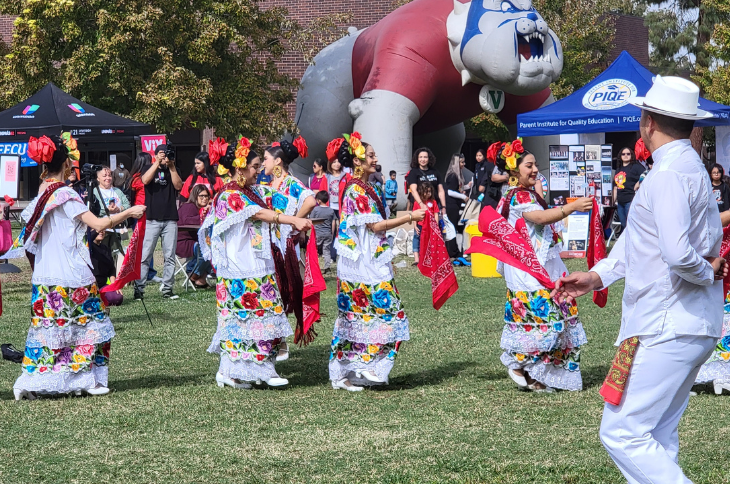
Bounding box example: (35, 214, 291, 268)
(552, 75, 725, 483)
(134, 144, 184, 300)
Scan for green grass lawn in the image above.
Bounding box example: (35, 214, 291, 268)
(0, 256, 729, 483)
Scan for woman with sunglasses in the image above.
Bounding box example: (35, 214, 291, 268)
(612, 146, 644, 230)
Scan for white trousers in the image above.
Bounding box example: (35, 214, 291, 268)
(600, 334, 716, 484)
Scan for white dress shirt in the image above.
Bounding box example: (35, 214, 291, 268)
(592, 139, 723, 344)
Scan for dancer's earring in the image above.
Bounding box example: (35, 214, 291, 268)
(273, 166, 283, 179)
(353, 165, 364, 179)
(509, 176, 519, 187)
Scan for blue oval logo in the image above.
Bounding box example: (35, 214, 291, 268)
(582, 79, 638, 111)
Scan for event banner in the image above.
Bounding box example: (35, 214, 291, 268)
(140, 134, 167, 155)
(549, 144, 612, 206)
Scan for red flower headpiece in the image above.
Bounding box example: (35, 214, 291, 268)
(28, 135, 57, 164)
(486, 142, 504, 163)
(208, 137, 228, 166)
(292, 136, 309, 159)
(326, 138, 344, 162)
(271, 141, 280, 147)
(634, 138, 650, 162)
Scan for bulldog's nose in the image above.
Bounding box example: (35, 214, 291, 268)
(527, 12, 538, 21)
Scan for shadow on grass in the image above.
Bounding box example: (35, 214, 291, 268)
(112, 372, 209, 392)
(581, 363, 611, 390)
(377, 361, 479, 391)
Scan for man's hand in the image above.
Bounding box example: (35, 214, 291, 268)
(707, 256, 728, 281)
(551, 271, 603, 304)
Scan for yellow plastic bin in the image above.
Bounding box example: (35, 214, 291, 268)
(464, 222, 502, 278)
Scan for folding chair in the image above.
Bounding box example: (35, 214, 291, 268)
(175, 255, 197, 291)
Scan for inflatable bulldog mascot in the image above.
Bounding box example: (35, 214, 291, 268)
(293, 0, 563, 197)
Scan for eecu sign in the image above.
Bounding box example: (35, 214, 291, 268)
(582, 79, 638, 111)
(0, 142, 35, 167)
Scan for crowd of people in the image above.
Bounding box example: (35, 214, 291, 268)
(4, 74, 730, 484)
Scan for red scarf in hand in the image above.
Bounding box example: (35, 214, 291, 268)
(586, 198, 608, 307)
(465, 205, 554, 289)
(300, 226, 327, 344)
(101, 213, 145, 301)
(418, 210, 458, 309)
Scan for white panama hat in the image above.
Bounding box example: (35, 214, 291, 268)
(629, 75, 713, 120)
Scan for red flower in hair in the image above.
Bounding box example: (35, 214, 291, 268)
(238, 137, 251, 150)
(512, 139, 524, 154)
(271, 142, 280, 147)
(350, 132, 362, 140)
(634, 138, 650, 162)
(208, 137, 228, 166)
(3, 195, 14, 207)
(292, 136, 309, 158)
(326, 138, 344, 161)
(486, 142, 504, 163)
(28, 136, 57, 164)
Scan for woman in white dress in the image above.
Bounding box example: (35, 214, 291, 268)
(328, 133, 426, 391)
(8, 133, 145, 400)
(491, 140, 592, 392)
(199, 138, 312, 389)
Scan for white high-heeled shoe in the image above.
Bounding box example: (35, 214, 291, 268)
(216, 372, 252, 389)
(331, 378, 364, 392)
(13, 388, 35, 401)
(86, 385, 110, 396)
(508, 368, 528, 389)
(356, 370, 385, 383)
(276, 342, 289, 362)
(528, 382, 555, 393)
(714, 380, 730, 395)
(264, 377, 289, 387)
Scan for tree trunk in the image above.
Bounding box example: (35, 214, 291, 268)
(691, 126, 704, 156)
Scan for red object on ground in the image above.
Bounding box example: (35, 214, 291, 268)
(418, 210, 458, 310)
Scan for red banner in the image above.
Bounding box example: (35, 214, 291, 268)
(140, 135, 166, 155)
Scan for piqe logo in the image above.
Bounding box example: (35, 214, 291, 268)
(582, 79, 637, 111)
(68, 103, 95, 117)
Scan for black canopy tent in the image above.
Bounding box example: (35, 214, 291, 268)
(0, 83, 151, 198)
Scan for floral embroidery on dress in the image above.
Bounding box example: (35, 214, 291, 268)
(337, 184, 390, 257)
(30, 283, 106, 327)
(216, 275, 285, 320)
(503, 288, 578, 328)
(337, 279, 405, 323)
(219, 337, 283, 363)
(22, 341, 111, 374)
(505, 346, 581, 372)
(329, 337, 401, 363)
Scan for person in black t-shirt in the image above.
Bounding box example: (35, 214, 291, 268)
(612, 146, 645, 230)
(710, 163, 730, 213)
(406, 147, 447, 217)
(134, 144, 184, 299)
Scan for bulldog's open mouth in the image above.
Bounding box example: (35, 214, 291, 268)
(518, 32, 549, 63)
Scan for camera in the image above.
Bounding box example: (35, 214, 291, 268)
(164, 143, 176, 162)
(81, 163, 104, 181)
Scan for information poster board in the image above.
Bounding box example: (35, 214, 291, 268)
(0, 155, 20, 199)
(549, 144, 612, 206)
(561, 210, 591, 258)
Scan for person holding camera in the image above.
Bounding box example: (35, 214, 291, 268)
(134, 144, 183, 300)
(6, 133, 145, 400)
(92, 166, 131, 261)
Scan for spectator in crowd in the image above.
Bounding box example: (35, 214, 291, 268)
(308, 158, 329, 194)
(257, 171, 272, 185)
(369, 164, 384, 187)
(177, 185, 213, 288)
(407, 147, 447, 218)
(310, 190, 337, 273)
(491, 157, 510, 198)
(460, 153, 474, 188)
(612, 146, 644, 230)
(472, 149, 499, 208)
(65, 169, 87, 200)
(412, 181, 440, 266)
(385, 170, 398, 214)
(92, 166, 131, 261)
(134, 144, 184, 300)
(327, 154, 347, 216)
(179, 152, 223, 202)
(710, 163, 730, 213)
(634, 156, 654, 191)
(88, 228, 123, 306)
(444, 153, 470, 265)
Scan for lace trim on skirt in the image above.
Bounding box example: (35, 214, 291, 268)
(14, 363, 109, 394)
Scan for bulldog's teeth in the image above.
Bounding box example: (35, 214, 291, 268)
(523, 35, 530, 43)
(520, 54, 527, 62)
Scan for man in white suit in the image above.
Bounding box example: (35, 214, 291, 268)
(553, 76, 727, 483)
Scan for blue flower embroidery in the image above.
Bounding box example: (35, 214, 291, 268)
(236, 310, 248, 319)
(25, 347, 43, 360)
(82, 298, 101, 314)
(568, 362, 579, 371)
(290, 182, 302, 199)
(532, 296, 551, 320)
(272, 193, 288, 212)
(95, 355, 106, 365)
(721, 336, 730, 351)
(504, 301, 513, 321)
(372, 289, 391, 309)
(553, 322, 564, 332)
(382, 313, 393, 322)
(230, 280, 245, 298)
(337, 293, 351, 312)
(31, 285, 39, 303)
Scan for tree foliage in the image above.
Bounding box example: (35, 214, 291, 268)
(0, 0, 347, 140)
(695, 0, 730, 105)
